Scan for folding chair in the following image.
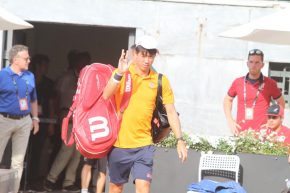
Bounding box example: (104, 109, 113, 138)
(198, 154, 240, 182)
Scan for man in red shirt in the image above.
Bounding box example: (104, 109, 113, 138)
(264, 104, 290, 164)
(264, 104, 290, 145)
(224, 49, 285, 136)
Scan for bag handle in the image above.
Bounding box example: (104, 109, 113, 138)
(61, 100, 76, 146)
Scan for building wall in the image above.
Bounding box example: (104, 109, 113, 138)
(0, 31, 3, 65)
(1, 0, 290, 136)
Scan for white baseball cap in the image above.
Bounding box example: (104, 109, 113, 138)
(136, 35, 158, 49)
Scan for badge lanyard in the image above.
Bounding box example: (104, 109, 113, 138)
(12, 76, 29, 98)
(12, 76, 29, 111)
(243, 76, 264, 120)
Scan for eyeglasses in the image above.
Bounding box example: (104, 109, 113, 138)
(248, 49, 264, 56)
(17, 56, 31, 62)
(268, 115, 279, 120)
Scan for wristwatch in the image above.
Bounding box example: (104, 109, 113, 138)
(32, 116, 40, 122)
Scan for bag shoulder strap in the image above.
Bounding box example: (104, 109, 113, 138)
(156, 73, 163, 105)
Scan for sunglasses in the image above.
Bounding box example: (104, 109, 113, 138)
(248, 49, 264, 56)
(267, 115, 279, 120)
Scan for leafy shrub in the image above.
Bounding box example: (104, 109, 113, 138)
(155, 132, 193, 148)
(156, 129, 290, 156)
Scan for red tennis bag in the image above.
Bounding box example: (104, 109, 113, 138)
(61, 63, 131, 158)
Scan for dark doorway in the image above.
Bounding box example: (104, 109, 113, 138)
(13, 22, 135, 80)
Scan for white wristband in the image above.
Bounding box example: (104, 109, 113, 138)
(32, 117, 40, 122)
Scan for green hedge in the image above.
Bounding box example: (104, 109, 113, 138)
(155, 130, 290, 156)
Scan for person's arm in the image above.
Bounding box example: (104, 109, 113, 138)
(223, 95, 241, 136)
(102, 75, 122, 100)
(288, 155, 290, 164)
(103, 49, 130, 100)
(271, 78, 285, 108)
(276, 96, 285, 108)
(164, 103, 187, 163)
(30, 100, 40, 135)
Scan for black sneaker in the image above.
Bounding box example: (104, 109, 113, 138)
(62, 184, 80, 192)
(43, 180, 57, 192)
(28, 182, 47, 193)
(29, 186, 47, 193)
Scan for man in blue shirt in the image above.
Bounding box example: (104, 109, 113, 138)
(0, 45, 39, 192)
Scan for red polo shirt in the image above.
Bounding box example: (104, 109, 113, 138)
(228, 74, 281, 131)
(266, 126, 290, 145)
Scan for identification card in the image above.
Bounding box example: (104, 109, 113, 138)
(245, 107, 254, 120)
(19, 98, 28, 111)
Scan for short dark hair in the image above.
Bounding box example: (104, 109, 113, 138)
(29, 54, 50, 72)
(135, 45, 158, 56)
(130, 44, 136, 50)
(67, 49, 80, 69)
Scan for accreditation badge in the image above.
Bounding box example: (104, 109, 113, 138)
(19, 98, 29, 111)
(245, 107, 254, 120)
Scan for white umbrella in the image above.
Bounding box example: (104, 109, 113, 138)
(219, 9, 290, 45)
(0, 6, 33, 30)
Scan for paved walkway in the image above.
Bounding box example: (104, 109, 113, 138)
(20, 191, 78, 193)
(20, 190, 81, 193)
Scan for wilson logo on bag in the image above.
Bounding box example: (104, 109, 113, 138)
(61, 63, 131, 158)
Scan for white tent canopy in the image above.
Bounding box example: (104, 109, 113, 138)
(219, 9, 290, 45)
(0, 6, 33, 30)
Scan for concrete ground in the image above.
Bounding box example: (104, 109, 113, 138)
(20, 191, 68, 193)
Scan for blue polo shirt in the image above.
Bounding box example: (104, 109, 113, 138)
(0, 66, 37, 115)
